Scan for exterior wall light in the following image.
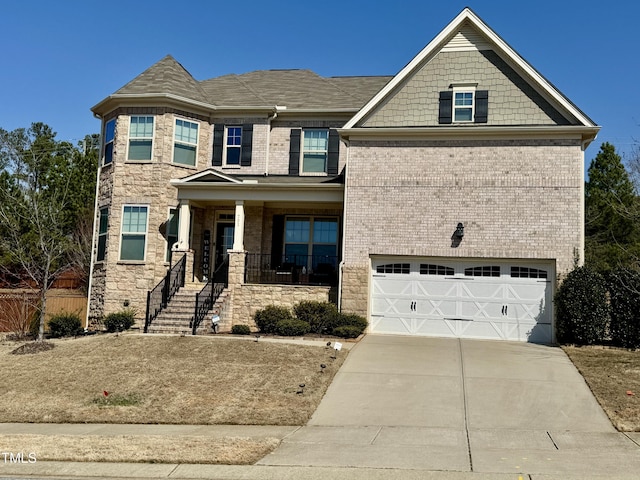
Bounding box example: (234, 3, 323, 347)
(455, 222, 465, 238)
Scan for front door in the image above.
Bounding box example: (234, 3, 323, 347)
(215, 222, 234, 283)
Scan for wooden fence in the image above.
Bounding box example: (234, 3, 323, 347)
(0, 289, 87, 333)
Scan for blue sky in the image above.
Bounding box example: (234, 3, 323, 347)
(1, 0, 637, 165)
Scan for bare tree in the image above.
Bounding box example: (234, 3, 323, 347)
(0, 124, 77, 341)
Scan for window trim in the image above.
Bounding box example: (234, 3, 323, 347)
(126, 115, 155, 162)
(102, 118, 115, 166)
(301, 129, 329, 175)
(172, 117, 199, 167)
(452, 86, 476, 123)
(224, 126, 242, 166)
(119, 204, 149, 262)
(96, 207, 109, 262)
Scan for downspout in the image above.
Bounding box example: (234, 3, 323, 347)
(264, 106, 282, 176)
(337, 136, 350, 312)
(84, 112, 103, 330)
(579, 136, 594, 267)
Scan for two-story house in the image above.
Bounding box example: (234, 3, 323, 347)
(87, 8, 599, 343)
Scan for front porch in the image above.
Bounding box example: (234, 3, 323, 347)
(145, 169, 345, 333)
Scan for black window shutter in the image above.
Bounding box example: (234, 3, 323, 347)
(271, 215, 284, 267)
(212, 124, 224, 166)
(438, 91, 453, 124)
(474, 90, 488, 123)
(327, 129, 340, 175)
(240, 124, 253, 166)
(288, 129, 301, 175)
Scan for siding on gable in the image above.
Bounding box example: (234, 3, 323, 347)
(361, 49, 571, 127)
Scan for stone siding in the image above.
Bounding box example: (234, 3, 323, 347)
(230, 284, 333, 330)
(362, 50, 570, 127)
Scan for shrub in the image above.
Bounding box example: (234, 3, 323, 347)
(231, 324, 251, 335)
(103, 308, 136, 333)
(554, 266, 609, 345)
(254, 305, 293, 334)
(274, 318, 311, 336)
(293, 301, 338, 334)
(332, 325, 364, 338)
(48, 312, 82, 338)
(608, 268, 640, 349)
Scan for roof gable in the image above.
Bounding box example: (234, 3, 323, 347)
(344, 8, 597, 129)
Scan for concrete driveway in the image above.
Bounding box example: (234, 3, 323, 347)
(259, 335, 640, 477)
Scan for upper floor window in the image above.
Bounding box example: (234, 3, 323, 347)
(173, 119, 199, 166)
(438, 87, 488, 124)
(225, 126, 242, 165)
(103, 119, 115, 165)
(128, 116, 154, 161)
(120, 205, 148, 261)
(212, 124, 253, 167)
(96, 207, 108, 262)
(288, 128, 340, 176)
(454, 91, 474, 122)
(302, 129, 329, 173)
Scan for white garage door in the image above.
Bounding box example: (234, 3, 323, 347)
(370, 258, 554, 343)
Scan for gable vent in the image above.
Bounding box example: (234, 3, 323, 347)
(442, 24, 492, 52)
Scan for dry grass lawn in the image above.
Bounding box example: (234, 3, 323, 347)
(0, 334, 345, 425)
(563, 346, 640, 431)
(0, 334, 347, 464)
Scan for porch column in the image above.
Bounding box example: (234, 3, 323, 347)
(176, 201, 191, 251)
(233, 200, 245, 251)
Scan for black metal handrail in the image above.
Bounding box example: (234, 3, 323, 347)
(190, 259, 228, 335)
(144, 254, 186, 333)
(245, 253, 338, 286)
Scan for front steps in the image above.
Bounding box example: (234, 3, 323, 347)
(146, 283, 228, 335)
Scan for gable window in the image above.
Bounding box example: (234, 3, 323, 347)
(96, 207, 108, 262)
(173, 119, 199, 166)
(439, 88, 488, 124)
(120, 205, 148, 261)
(166, 208, 179, 262)
(225, 126, 242, 165)
(103, 119, 115, 165)
(454, 91, 474, 122)
(128, 116, 154, 161)
(302, 129, 329, 173)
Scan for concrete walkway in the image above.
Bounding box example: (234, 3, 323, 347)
(258, 335, 640, 477)
(2, 335, 640, 479)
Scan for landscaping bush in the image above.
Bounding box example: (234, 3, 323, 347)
(274, 318, 310, 336)
(608, 268, 640, 349)
(332, 325, 364, 338)
(293, 301, 338, 334)
(48, 312, 82, 338)
(231, 324, 251, 335)
(554, 266, 609, 345)
(331, 312, 367, 338)
(253, 305, 293, 334)
(103, 308, 136, 333)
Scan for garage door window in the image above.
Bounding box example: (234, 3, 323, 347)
(511, 266, 547, 279)
(376, 263, 410, 274)
(464, 265, 500, 277)
(420, 264, 454, 275)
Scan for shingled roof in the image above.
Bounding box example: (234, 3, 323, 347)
(100, 55, 391, 112)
